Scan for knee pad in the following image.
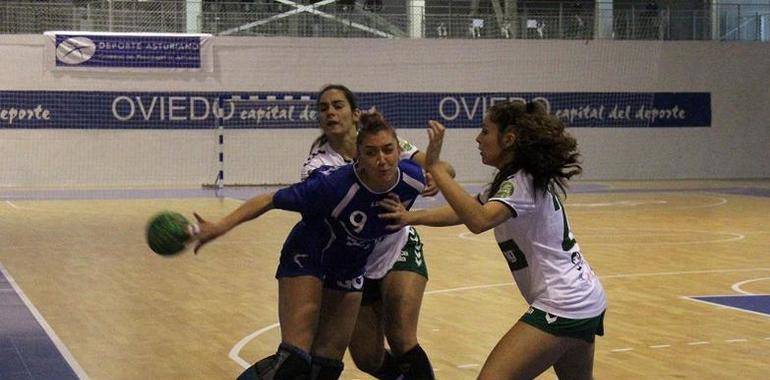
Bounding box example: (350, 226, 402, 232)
(396, 344, 434, 380)
(367, 350, 401, 380)
(237, 344, 312, 380)
(310, 355, 344, 380)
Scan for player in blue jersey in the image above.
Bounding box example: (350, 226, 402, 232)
(190, 111, 425, 380)
(304, 84, 448, 379)
(381, 101, 607, 380)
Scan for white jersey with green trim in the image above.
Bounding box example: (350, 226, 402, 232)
(301, 137, 419, 180)
(479, 170, 607, 319)
(302, 137, 420, 279)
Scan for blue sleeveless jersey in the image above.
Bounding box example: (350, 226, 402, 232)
(273, 160, 425, 284)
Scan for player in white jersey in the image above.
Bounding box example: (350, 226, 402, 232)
(381, 100, 607, 380)
(302, 84, 447, 379)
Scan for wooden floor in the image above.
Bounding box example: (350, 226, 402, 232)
(2, 180, 769, 379)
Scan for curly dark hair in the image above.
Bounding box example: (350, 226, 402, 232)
(486, 100, 582, 199)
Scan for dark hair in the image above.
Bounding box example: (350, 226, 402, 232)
(486, 100, 582, 199)
(310, 84, 359, 151)
(356, 111, 397, 147)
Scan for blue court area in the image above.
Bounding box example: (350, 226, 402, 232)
(0, 269, 79, 380)
(691, 295, 770, 316)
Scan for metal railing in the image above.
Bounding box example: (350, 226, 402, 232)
(1, 1, 768, 42)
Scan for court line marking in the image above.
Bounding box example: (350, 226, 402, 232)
(569, 194, 728, 210)
(689, 195, 728, 208)
(601, 268, 770, 279)
(416, 194, 729, 214)
(574, 229, 746, 244)
(456, 228, 745, 245)
(666, 195, 727, 210)
(228, 322, 280, 369)
(611, 337, 764, 353)
(0, 263, 90, 380)
(0, 195, 243, 214)
(424, 282, 513, 295)
(229, 267, 770, 367)
(427, 269, 770, 297)
(731, 277, 770, 294)
(570, 200, 668, 207)
(681, 296, 770, 319)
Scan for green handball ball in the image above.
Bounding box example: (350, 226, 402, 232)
(146, 211, 192, 256)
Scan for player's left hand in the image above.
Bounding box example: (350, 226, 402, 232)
(421, 172, 439, 197)
(379, 193, 410, 230)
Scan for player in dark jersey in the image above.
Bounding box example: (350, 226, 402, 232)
(306, 84, 443, 379)
(190, 112, 425, 380)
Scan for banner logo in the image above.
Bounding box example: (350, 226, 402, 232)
(55, 37, 96, 65)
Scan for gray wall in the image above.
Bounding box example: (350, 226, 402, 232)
(1, 35, 768, 187)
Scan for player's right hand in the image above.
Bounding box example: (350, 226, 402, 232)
(190, 212, 223, 254)
(425, 120, 446, 169)
(421, 172, 440, 197)
(378, 193, 410, 231)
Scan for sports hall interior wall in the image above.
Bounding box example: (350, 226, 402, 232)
(0, 34, 768, 187)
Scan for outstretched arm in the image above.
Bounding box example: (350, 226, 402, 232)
(380, 195, 463, 229)
(192, 192, 275, 253)
(423, 121, 512, 234)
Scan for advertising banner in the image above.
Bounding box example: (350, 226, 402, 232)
(43, 31, 213, 72)
(0, 91, 710, 129)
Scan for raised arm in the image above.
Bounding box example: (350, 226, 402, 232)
(192, 192, 275, 253)
(422, 121, 512, 234)
(412, 150, 456, 178)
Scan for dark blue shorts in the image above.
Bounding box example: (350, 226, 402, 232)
(275, 248, 365, 292)
(275, 222, 366, 292)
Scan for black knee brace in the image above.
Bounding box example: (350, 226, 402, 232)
(368, 350, 401, 380)
(237, 344, 312, 380)
(396, 344, 434, 380)
(310, 355, 344, 380)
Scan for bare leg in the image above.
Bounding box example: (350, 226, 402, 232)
(278, 276, 323, 353)
(235, 276, 320, 379)
(382, 271, 427, 355)
(383, 271, 433, 379)
(553, 340, 595, 380)
(478, 321, 570, 380)
(311, 287, 363, 360)
(349, 301, 386, 373)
